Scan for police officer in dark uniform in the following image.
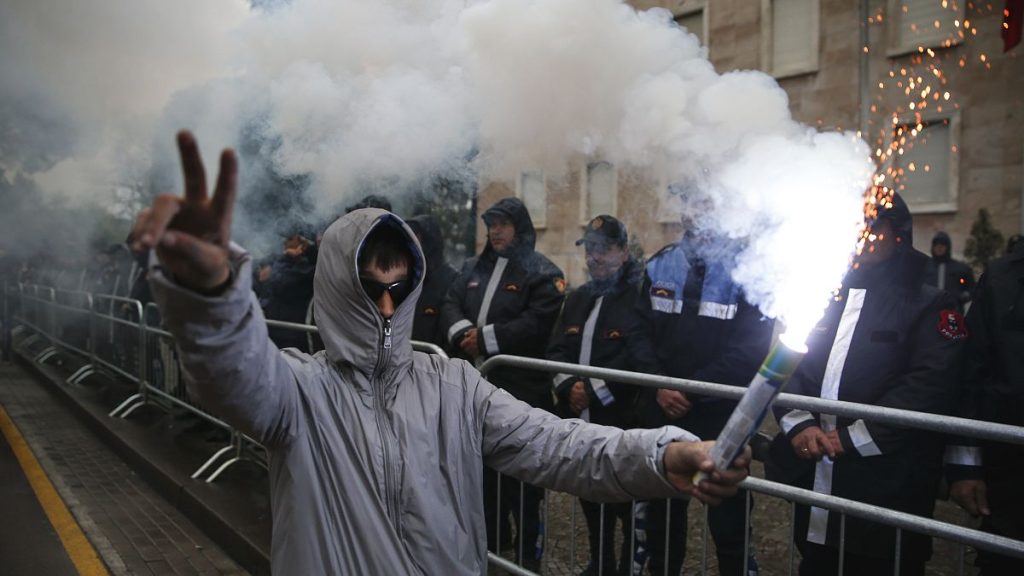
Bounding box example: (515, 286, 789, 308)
(406, 214, 458, 350)
(547, 215, 648, 576)
(632, 218, 774, 576)
(924, 231, 974, 312)
(947, 241, 1024, 575)
(770, 192, 966, 576)
(441, 196, 566, 568)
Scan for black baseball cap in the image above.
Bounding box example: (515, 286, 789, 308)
(576, 215, 628, 248)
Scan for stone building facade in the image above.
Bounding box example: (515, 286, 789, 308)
(475, 0, 1023, 287)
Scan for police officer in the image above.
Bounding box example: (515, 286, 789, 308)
(947, 241, 1024, 575)
(441, 197, 566, 568)
(632, 216, 774, 576)
(770, 192, 965, 576)
(924, 231, 975, 312)
(406, 214, 458, 350)
(547, 215, 648, 576)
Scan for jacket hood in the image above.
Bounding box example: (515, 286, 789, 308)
(313, 209, 424, 378)
(482, 197, 536, 257)
(874, 191, 913, 246)
(932, 231, 952, 262)
(406, 214, 445, 274)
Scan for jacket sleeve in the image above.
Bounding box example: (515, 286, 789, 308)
(545, 296, 579, 399)
(480, 268, 565, 357)
(148, 247, 302, 448)
(691, 296, 774, 387)
(441, 263, 474, 347)
(837, 292, 966, 457)
(944, 270, 993, 481)
(473, 374, 698, 502)
(625, 274, 665, 376)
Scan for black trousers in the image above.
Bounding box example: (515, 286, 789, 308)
(798, 541, 925, 576)
(484, 466, 543, 565)
(645, 400, 751, 576)
(580, 498, 633, 575)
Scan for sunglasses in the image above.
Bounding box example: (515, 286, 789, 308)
(359, 276, 412, 305)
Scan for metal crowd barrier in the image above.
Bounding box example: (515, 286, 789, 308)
(11, 285, 449, 483)
(477, 354, 1024, 576)
(12, 283, 1024, 575)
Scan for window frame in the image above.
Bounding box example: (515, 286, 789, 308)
(579, 160, 619, 225)
(883, 110, 961, 214)
(760, 0, 821, 79)
(515, 169, 548, 229)
(885, 0, 966, 58)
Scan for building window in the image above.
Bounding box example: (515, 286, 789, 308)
(890, 114, 960, 213)
(582, 161, 617, 223)
(761, 0, 820, 78)
(674, 4, 707, 47)
(657, 181, 684, 224)
(886, 0, 965, 56)
(516, 170, 547, 228)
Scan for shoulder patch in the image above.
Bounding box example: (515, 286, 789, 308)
(421, 306, 438, 316)
(503, 282, 521, 292)
(565, 325, 581, 335)
(554, 277, 567, 294)
(937, 309, 968, 341)
(602, 328, 624, 340)
(467, 279, 480, 289)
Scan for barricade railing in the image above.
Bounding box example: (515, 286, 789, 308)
(477, 354, 1024, 576)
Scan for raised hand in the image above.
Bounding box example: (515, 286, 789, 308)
(131, 131, 238, 293)
(663, 440, 750, 505)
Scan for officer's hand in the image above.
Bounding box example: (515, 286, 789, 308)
(568, 380, 588, 414)
(950, 480, 990, 517)
(131, 131, 237, 293)
(656, 388, 691, 419)
(459, 328, 480, 358)
(823, 429, 845, 458)
(791, 426, 835, 460)
(663, 441, 750, 506)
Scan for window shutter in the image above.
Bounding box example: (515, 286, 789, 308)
(586, 162, 616, 220)
(518, 171, 547, 227)
(771, 0, 815, 74)
(894, 121, 951, 208)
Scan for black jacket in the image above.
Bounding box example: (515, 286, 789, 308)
(547, 259, 646, 429)
(406, 215, 459, 349)
(263, 251, 316, 351)
(630, 236, 774, 428)
(770, 247, 965, 560)
(441, 198, 565, 407)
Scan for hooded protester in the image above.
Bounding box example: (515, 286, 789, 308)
(925, 231, 975, 312)
(441, 196, 566, 566)
(132, 131, 750, 576)
(769, 192, 966, 576)
(547, 215, 652, 576)
(405, 214, 458, 349)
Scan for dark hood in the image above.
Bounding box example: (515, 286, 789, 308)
(406, 214, 445, 273)
(932, 231, 952, 262)
(874, 191, 913, 247)
(481, 197, 536, 258)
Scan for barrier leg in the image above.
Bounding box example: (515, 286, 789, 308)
(191, 444, 235, 480)
(108, 393, 142, 418)
(34, 346, 59, 364)
(67, 364, 96, 385)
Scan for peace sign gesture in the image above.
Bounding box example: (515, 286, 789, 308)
(131, 131, 238, 293)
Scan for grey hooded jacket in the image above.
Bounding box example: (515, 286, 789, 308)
(149, 209, 695, 575)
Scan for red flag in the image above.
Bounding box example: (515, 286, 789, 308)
(1006, 0, 1024, 52)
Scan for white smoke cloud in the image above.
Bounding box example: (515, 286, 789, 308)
(2, 0, 872, 339)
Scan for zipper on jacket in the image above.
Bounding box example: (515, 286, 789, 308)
(372, 316, 402, 537)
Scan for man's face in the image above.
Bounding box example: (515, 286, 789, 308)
(487, 216, 516, 253)
(283, 235, 310, 258)
(360, 258, 410, 320)
(857, 219, 898, 267)
(932, 243, 948, 258)
(585, 242, 628, 282)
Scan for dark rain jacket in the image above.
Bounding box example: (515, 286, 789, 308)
(945, 245, 1024, 544)
(406, 215, 458, 350)
(262, 250, 316, 351)
(441, 197, 566, 408)
(770, 245, 965, 561)
(631, 236, 774, 429)
(547, 259, 647, 429)
(148, 209, 695, 575)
